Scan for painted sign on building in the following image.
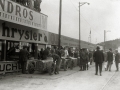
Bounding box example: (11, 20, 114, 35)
(0, 20, 48, 44)
(0, 61, 20, 74)
(0, 0, 47, 30)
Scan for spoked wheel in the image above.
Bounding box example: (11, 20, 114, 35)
(28, 63, 35, 74)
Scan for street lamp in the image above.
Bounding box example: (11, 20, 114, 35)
(104, 30, 111, 51)
(79, 2, 89, 53)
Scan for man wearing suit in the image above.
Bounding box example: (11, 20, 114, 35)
(107, 48, 113, 71)
(115, 50, 120, 71)
(19, 46, 29, 74)
(93, 46, 104, 76)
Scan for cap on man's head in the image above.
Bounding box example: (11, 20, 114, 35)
(109, 48, 112, 51)
(23, 46, 27, 49)
(96, 46, 100, 50)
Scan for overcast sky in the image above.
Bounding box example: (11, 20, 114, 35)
(41, 0, 120, 44)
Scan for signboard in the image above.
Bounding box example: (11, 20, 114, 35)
(0, 61, 20, 74)
(0, 20, 48, 44)
(0, 0, 47, 30)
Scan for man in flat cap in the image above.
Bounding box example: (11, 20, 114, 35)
(93, 46, 104, 76)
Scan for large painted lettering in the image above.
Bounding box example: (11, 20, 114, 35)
(0, 21, 48, 44)
(0, 62, 20, 73)
(0, 0, 47, 30)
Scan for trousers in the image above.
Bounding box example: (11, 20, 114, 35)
(95, 62, 102, 74)
(115, 61, 119, 71)
(107, 61, 112, 71)
(20, 61, 27, 74)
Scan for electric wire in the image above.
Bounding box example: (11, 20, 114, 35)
(69, 0, 103, 39)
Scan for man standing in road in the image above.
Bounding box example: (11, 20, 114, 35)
(107, 48, 113, 71)
(19, 46, 30, 74)
(115, 50, 120, 71)
(93, 46, 104, 76)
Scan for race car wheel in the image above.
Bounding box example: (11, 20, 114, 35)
(28, 63, 35, 74)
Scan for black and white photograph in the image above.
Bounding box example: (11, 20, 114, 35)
(0, 0, 120, 90)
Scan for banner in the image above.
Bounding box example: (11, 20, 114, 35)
(0, 20, 48, 44)
(0, 61, 20, 74)
(0, 0, 47, 30)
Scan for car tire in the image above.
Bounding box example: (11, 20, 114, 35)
(28, 63, 35, 74)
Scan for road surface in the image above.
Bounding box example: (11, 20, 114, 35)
(0, 62, 120, 90)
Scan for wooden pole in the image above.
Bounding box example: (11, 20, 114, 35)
(58, 0, 62, 48)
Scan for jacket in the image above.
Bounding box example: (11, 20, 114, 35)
(107, 51, 113, 62)
(19, 49, 29, 62)
(93, 50, 104, 63)
(115, 53, 120, 62)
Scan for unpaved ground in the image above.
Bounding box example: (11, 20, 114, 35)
(0, 63, 119, 90)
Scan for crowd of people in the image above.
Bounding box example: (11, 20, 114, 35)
(93, 46, 120, 76)
(19, 46, 80, 74)
(18, 45, 120, 76)
(11, 0, 42, 12)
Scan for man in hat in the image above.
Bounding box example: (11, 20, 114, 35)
(107, 48, 113, 71)
(93, 46, 104, 76)
(19, 46, 30, 74)
(80, 48, 87, 71)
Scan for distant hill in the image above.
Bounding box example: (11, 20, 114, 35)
(98, 39, 120, 51)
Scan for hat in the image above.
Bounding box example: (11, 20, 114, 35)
(109, 48, 112, 51)
(23, 46, 28, 49)
(96, 46, 100, 50)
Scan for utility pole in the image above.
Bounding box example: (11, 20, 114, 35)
(104, 30, 106, 51)
(90, 29, 91, 43)
(58, 0, 62, 48)
(78, 2, 89, 53)
(79, 2, 81, 52)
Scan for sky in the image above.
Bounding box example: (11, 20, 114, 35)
(41, 0, 120, 44)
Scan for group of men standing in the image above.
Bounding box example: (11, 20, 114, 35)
(93, 46, 120, 76)
(11, 0, 42, 12)
(105, 48, 120, 72)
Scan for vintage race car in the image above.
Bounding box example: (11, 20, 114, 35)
(70, 57, 78, 67)
(26, 57, 55, 75)
(60, 57, 78, 70)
